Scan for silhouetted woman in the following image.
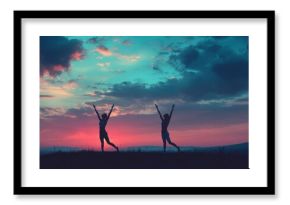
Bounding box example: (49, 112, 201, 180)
(93, 104, 119, 152)
(155, 104, 180, 152)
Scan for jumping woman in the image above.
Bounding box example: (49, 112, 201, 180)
(93, 104, 119, 152)
(155, 104, 180, 152)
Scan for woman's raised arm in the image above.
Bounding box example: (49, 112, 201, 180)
(155, 104, 163, 120)
(93, 104, 101, 121)
(169, 104, 175, 121)
(107, 104, 115, 120)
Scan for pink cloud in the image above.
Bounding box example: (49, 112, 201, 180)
(94, 44, 141, 63)
(40, 79, 78, 100)
(95, 46, 112, 56)
(40, 65, 67, 77)
(53, 65, 66, 72)
(70, 51, 85, 60)
(63, 80, 78, 90)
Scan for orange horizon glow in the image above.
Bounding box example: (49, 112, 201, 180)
(40, 115, 248, 150)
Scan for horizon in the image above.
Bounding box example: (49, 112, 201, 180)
(40, 141, 249, 151)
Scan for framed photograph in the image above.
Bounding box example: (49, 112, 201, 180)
(14, 10, 275, 195)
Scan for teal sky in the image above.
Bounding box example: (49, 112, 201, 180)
(41, 36, 184, 108)
(41, 36, 247, 110)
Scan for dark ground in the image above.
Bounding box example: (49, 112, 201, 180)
(40, 151, 248, 169)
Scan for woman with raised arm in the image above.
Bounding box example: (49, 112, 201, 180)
(155, 104, 180, 152)
(93, 104, 119, 152)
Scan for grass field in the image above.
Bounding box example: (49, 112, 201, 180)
(40, 149, 248, 169)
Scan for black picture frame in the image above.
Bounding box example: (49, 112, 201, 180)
(14, 10, 275, 195)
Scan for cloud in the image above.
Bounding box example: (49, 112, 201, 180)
(40, 107, 67, 119)
(196, 94, 248, 107)
(95, 45, 141, 63)
(211, 58, 248, 94)
(40, 36, 85, 77)
(70, 51, 84, 60)
(41, 101, 248, 128)
(122, 39, 132, 46)
(114, 53, 141, 62)
(84, 92, 97, 97)
(65, 105, 94, 118)
(161, 42, 182, 53)
(178, 45, 200, 69)
(105, 70, 245, 103)
(41, 103, 120, 120)
(40, 79, 78, 99)
(103, 38, 248, 103)
(40, 94, 54, 98)
(95, 45, 112, 56)
(167, 38, 247, 72)
(62, 80, 78, 90)
(97, 62, 111, 68)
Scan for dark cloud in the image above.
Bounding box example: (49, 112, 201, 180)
(108, 82, 152, 99)
(152, 64, 161, 71)
(168, 38, 247, 71)
(105, 37, 248, 103)
(212, 58, 248, 95)
(40, 94, 54, 98)
(196, 41, 222, 53)
(167, 54, 180, 70)
(106, 60, 247, 103)
(40, 36, 85, 77)
(106, 72, 238, 103)
(178, 45, 200, 69)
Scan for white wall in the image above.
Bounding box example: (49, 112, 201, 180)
(0, 0, 287, 204)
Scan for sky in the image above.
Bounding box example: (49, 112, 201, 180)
(40, 36, 248, 150)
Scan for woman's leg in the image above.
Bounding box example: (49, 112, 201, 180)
(162, 132, 167, 152)
(100, 137, 104, 152)
(162, 138, 166, 152)
(166, 134, 180, 152)
(104, 135, 119, 151)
